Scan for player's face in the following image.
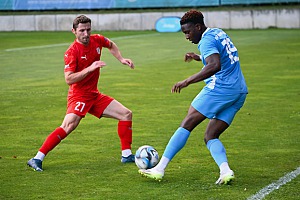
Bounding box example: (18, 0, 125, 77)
(181, 23, 202, 44)
(72, 23, 91, 45)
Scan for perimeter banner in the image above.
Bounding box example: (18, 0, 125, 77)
(1, 0, 114, 10)
(0, 0, 219, 10)
(114, 0, 218, 8)
(0, 0, 13, 10)
(1, 0, 299, 11)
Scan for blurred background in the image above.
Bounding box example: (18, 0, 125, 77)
(0, 0, 299, 31)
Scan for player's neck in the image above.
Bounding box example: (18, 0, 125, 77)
(76, 39, 89, 46)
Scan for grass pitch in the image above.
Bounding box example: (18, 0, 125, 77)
(0, 29, 299, 200)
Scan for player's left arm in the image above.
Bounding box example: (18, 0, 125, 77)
(107, 40, 135, 69)
(171, 53, 221, 93)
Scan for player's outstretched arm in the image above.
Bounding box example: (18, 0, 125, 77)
(108, 41, 135, 69)
(184, 52, 201, 62)
(172, 53, 220, 93)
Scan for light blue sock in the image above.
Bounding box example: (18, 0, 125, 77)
(162, 127, 190, 160)
(206, 139, 228, 167)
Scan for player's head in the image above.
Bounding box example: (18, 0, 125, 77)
(72, 15, 92, 45)
(180, 10, 206, 44)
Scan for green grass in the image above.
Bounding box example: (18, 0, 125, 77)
(0, 29, 299, 200)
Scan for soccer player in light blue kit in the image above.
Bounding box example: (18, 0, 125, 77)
(139, 10, 248, 184)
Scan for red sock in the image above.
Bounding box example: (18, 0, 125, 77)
(39, 127, 67, 155)
(118, 121, 132, 150)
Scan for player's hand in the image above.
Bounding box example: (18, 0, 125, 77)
(89, 61, 106, 71)
(171, 80, 188, 93)
(184, 52, 201, 62)
(121, 58, 135, 69)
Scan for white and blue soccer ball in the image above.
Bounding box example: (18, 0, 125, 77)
(135, 145, 159, 169)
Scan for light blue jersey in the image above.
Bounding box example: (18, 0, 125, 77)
(198, 28, 248, 94)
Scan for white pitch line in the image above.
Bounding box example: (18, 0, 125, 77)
(247, 166, 300, 200)
(4, 33, 161, 52)
(5, 43, 70, 52)
(112, 33, 160, 41)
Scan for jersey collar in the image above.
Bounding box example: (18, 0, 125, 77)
(202, 27, 210, 38)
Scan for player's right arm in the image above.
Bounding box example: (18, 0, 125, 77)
(184, 52, 201, 62)
(64, 61, 106, 85)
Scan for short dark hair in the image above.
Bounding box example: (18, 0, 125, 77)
(73, 15, 91, 30)
(180, 10, 204, 26)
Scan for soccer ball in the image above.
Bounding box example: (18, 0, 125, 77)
(135, 145, 159, 169)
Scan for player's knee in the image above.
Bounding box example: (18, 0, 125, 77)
(123, 109, 132, 120)
(61, 123, 77, 134)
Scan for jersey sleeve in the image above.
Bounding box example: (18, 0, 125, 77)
(96, 34, 111, 48)
(64, 47, 77, 72)
(200, 36, 219, 60)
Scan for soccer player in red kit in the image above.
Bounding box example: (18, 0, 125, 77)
(27, 15, 135, 171)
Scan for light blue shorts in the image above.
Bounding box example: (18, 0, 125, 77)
(191, 89, 247, 125)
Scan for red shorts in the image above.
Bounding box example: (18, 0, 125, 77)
(67, 93, 114, 118)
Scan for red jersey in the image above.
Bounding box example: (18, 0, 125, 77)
(64, 34, 111, 99)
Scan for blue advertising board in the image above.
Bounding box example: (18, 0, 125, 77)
(155, 17, 181, 33)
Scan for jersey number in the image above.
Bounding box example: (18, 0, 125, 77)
(216, 31, 239, 64)
(75, 102, 86, 112)
(221, 37, 239, 64)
